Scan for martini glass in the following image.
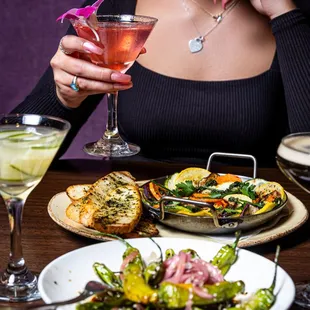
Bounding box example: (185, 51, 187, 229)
(276, 132, 310, 308)
(0, 114, 70, 302)
(72, 14, 157, 157)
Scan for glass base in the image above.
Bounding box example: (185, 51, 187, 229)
(83, 136, 140, 158)
(295, 281, 310, 308)
(0, 268, 40, 302)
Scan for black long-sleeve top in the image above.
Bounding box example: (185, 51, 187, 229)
(12, 0, 310, 166)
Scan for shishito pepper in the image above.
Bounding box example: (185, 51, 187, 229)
(226, 246, 280, 310)
(93, 234, 158, 305)
(122, 245, 158, 304)
(211, 230, 241, 276)
(158, 281, 245, 308)
(93, 262, 122, 289)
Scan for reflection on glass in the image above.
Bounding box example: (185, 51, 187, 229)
(276, 132, 310, 308)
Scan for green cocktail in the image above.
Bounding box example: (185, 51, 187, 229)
(0, 114, 70, 302)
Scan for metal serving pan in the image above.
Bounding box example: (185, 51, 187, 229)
(141, 153, 288, 235)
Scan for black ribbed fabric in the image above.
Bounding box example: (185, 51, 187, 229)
(12, 1, 310, 166)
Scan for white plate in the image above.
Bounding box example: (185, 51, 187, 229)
(48, 191, 308, 247)
(38, 237, 295, 310)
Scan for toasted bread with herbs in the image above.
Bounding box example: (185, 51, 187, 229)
(66, 184, 92, 201)
(89, 185, 142, 234)
(65, 171, 142, 234)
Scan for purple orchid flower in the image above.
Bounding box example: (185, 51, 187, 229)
(56, 0, 105, 23)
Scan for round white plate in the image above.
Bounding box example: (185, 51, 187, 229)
(48, 191, 308, 247)
(38, 237, 295, 310)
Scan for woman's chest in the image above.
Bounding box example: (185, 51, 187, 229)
(135, 0, 276, 81)
(118, 65, 287, 150)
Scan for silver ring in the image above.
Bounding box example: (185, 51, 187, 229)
(70, 75, 80, 92)
(59, 38, 72, 55)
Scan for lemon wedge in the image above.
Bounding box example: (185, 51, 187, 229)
(174, 167, 211, 187)
(164, 172, 179, 190)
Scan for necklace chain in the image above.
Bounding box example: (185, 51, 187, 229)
(182, 0, 240, 53)
(188, 0, 234, 21)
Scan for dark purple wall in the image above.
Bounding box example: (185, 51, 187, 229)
(0, 0, 83, 113)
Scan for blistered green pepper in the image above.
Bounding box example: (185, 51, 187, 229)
(122, 242, 158, 304)
(158, 280, 245, 308)
(211, 230, 241, 275)
(226, 246, 280, 310)
(93, 262, 122, 289)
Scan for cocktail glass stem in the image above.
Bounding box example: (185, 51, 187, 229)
(105, 92, 120, 139)
(0, 195, 39, 302)
(83, 91, 140, 157)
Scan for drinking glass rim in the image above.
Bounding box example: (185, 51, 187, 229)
(280, 132, 310, 154)
(75, 14, 158, 25)
(0, 113, 71, 131)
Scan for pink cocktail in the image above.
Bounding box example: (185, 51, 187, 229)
(72, 15, 158, 157)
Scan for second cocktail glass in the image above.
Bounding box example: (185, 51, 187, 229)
(72, 14, 157, 157)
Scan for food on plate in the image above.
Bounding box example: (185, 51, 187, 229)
(65, 171, 158, 236)
(142, 167, 287, 218)
(66, 184, 92, 200)
(76, 233, 280, 310)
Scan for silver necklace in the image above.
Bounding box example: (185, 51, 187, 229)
(189, 0, 228, 23)
(182, 0, 240, 53)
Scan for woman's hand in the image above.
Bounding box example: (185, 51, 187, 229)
(51, 35, 133, 109)
(219, 0, 297, 19)
(248, 0, 297, 19)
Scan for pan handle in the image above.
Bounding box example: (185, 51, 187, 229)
(159, 195, 239, 228)
(206, 152, 257, 178)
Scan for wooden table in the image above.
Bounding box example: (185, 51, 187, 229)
(0, 159, 309, 310)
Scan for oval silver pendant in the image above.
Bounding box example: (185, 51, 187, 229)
(189, 37, 203, 53)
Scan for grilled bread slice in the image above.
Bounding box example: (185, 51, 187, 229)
(80, 185, 142, 234)
(66, 172, 141, 234)
(66, 184, 92, 201)
(66, 201, 82, 223)
(89, 171, 136, 198)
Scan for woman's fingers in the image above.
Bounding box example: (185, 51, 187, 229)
(52, 35, 134, 108)
(57, 71, 133, 94)
(51, 54, 132, 84)
(59, 35, 104, 55)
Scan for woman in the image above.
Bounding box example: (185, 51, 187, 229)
(12, 0, 310, 166)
